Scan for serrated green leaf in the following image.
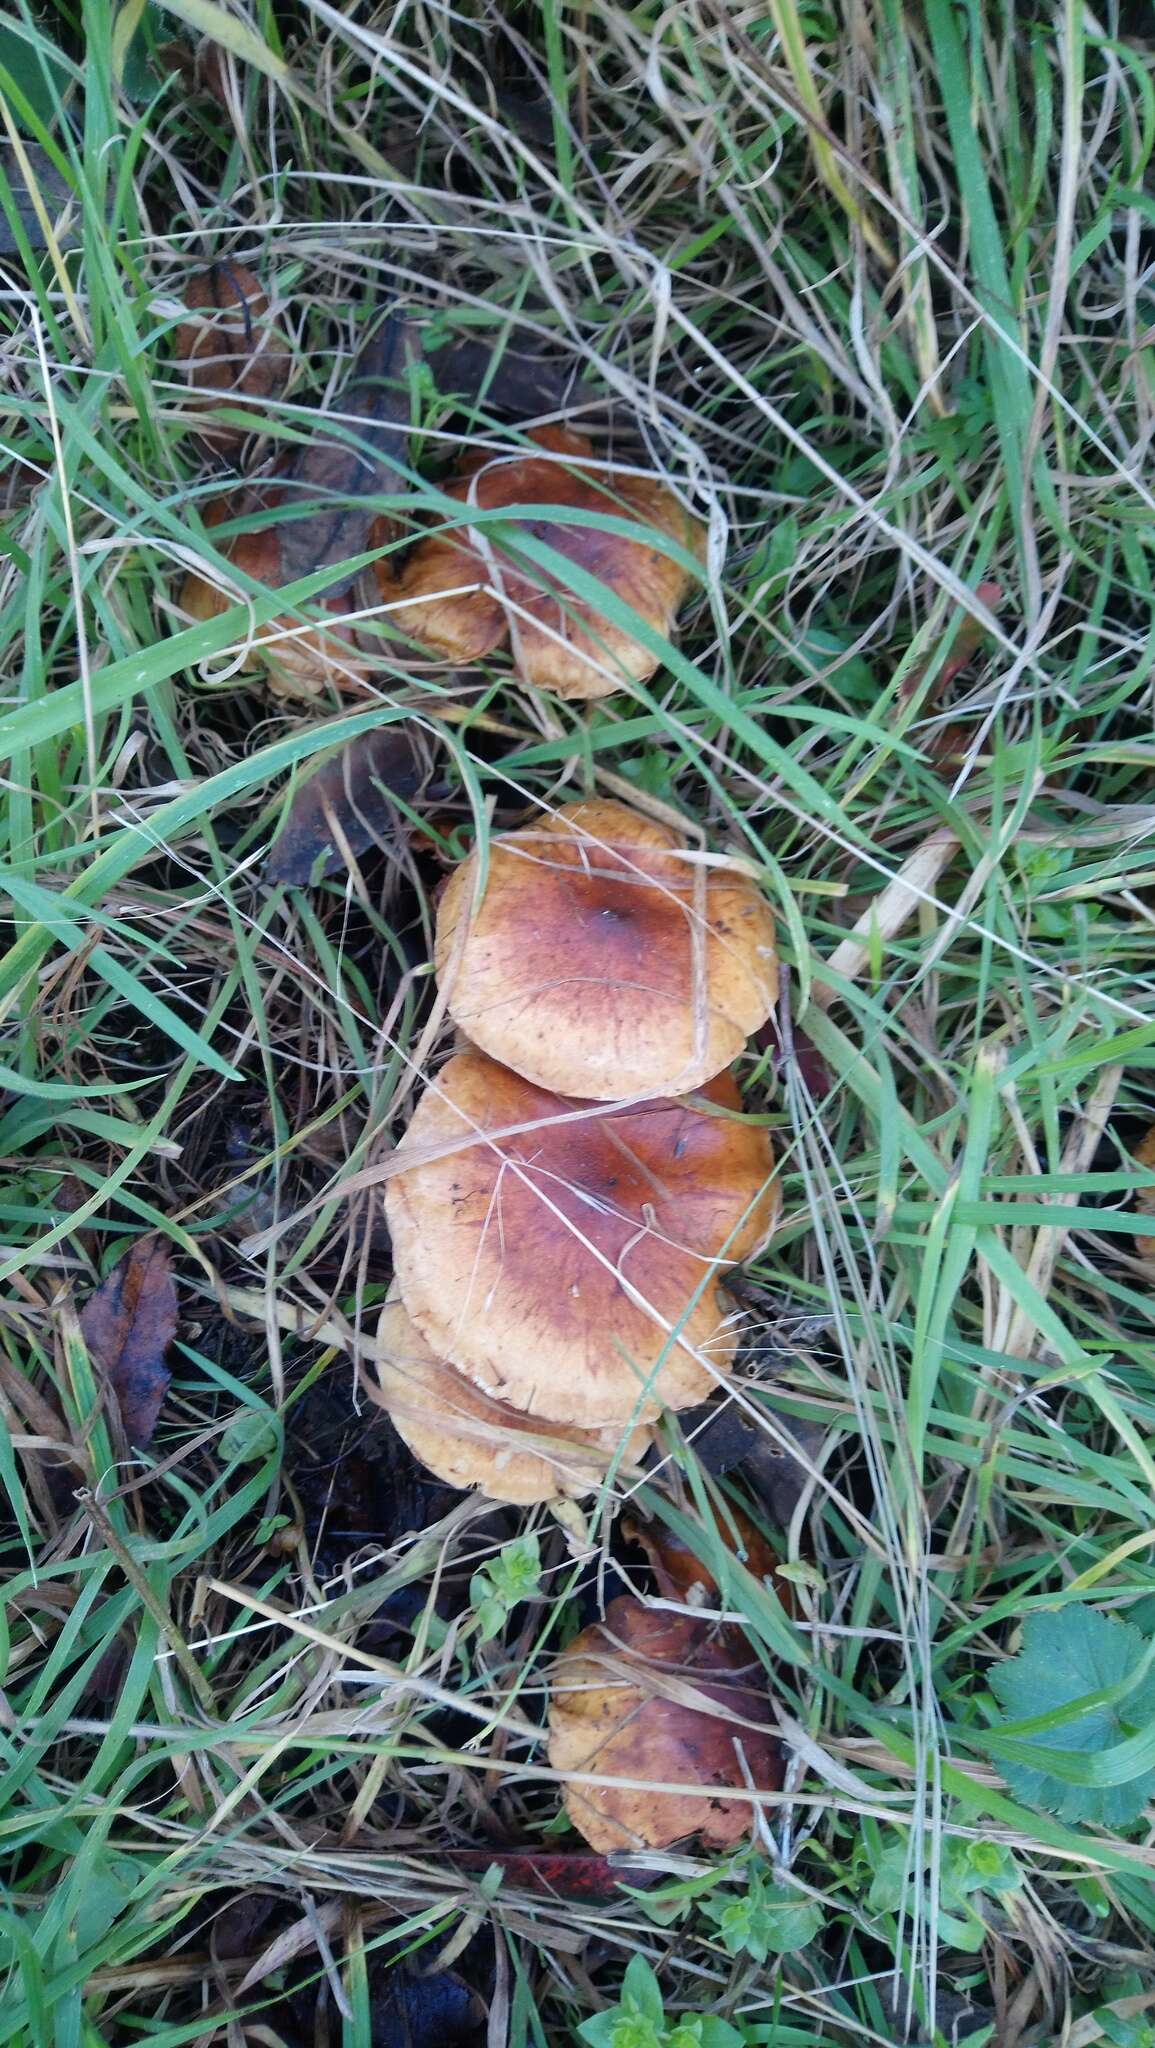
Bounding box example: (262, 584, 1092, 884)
(986, 1607, 1155, 1826)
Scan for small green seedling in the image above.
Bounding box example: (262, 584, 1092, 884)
(576, 1955, 744, 2048)
(867, 1834, 1022, 1953)
(701, 1864, 823, 1962)
(470, 1531, 542, 1644)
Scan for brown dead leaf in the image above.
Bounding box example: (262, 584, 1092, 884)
(176, 314, 416, 700)
(676, 1397, 825, 1530)
(175, 264, 291, 456)
(265, 725, 431, 883)
(441, 1848, 655, 1900)
(270, 316, 593, 592)
(235, 1900, 344, 1995)
(156, 38, 231, 105)
(423, 333, 582, 417)
(79, 1237, 178, 1446)
(271, 310, 414, 591)
(371, 1967, 486, 2048)
(547, 1594, 782, 1853)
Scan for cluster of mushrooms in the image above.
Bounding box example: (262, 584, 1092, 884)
(375, 799, 782, 1503)
(171, 266, 709, 703)
(173, 266, 787, 1849)
(374, 800, 785, 1850)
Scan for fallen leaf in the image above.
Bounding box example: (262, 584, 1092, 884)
(742, 1420, 827, 1530)
(174, 263, 291, 456)
(209, 1889, 284, 1963)
(0, 144, 78, 257)
(80, 1237, 178, 1446)
(271, 309, 414, 590)
(75, 1626, 131, 1711)
(923, 720, 983, 774)
(1134, 1123, 1155, 1258)
(548, 1595, 783, 1853)
(155, 38, 230, 105)
(440, 1848, 655, 1902)
(265, 725, 430, 883)
(675, 1399, 766, 1478)
(274, 317, 594, 588)
(236, 1899, 345, 1994)
(423, 332, 582, 417)
(667, 1400, 825, 1530)
(178, 312, 417, 699)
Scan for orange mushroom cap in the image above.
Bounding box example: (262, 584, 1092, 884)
(384, 1052, 778, 1429)
(382, 426, 705, 701)
(547, 1594, 783, 1852)
(177, 487, 369, 697)
(371, 1293, 651, 1504)
(435, 798, 778, 1100)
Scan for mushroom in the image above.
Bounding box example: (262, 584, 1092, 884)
(174, 264, 290, 456)
(435, 799, 778, 1100)
(178, 484, 371, 697)
(382, 425, 705, 700)
(371, 1293, 651, 1504)
(1133, 1123, 1155, 1261)
(384, 1052, 778, 1429)
(547, 1594, 783, 1852)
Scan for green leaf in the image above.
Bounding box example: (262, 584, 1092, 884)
(472, 1595, 507, 1646)
(866, 1832, 1020, 1953)
(935, 1904, 988, 1954)
(575, 2018, 620, 2048)
(470, 1532, 542, 1641)
(986, 1607, 1155, 1826)
(952, 1839, 1022, 1899)
(704, 1872, 822, 1961)
(694, 2025, 745, 2048)
(620, 1956, 665, 2027)
(218, 1410, 280, 1465)
(0, 23, 72, 132)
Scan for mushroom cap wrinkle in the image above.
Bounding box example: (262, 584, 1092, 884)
(373, 1294, 651, 1504)
(435, 798, 778, 1100)
(384, 1051, 778, 1429)
(384, 426, 705, 700)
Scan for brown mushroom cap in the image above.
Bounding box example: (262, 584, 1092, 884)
(381, 426, 705, 701)
(1133, 1123, 1155, 1261)
(435, 799, 778, 1100)
(178, 489, 368, 697)
(371, 1294, 651, 1504)
(384, 1052, 777, 1428)
(547, 1594, 783, 1852)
